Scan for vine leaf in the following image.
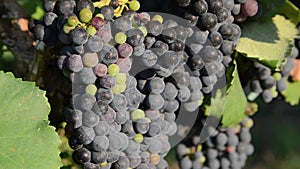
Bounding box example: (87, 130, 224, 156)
(0, 71, 62, 169)
(205, 62, 247, 127)
(17, 0, 44, 20)
(258, 0, 286, 21)
(256, 0, 300, 24)
(282, 80, 300, 106)
(236, 15, 298, 70)
(280, 0, 300, 25)
(221, 62, 247, 127)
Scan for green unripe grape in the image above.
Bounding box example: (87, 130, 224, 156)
(152, 15, 163, 23)
(144, 117, 151, 123)
(130, 109, 145, 121)
(270, 86, 278, 98)
(132, 22, 139, 28)
(198, 98, 203, 106)
(63, 24, 75, 34)
(95, 13, 105, 20)
(133, 133, 144, 143)
(138, 26, 148, 37)
(114, 73, 127, 84)
(87, 25, 97, 36)
(62, 70, 71, 78)
(243, 118, 254, 128)
(200, 156, 206, 163)
(273, 72, 282, 81)
(68, 15, 79, 27)
(114, 32, 127, 44)
(107, 64, 120, 75)
(128, 0, 140, 11)
(100, 161, 108, 167)
(85, 84, 98, 95)
(79, 8, 93, 23)
(197, 144, 202, 151)
(112, 84, 126, 94)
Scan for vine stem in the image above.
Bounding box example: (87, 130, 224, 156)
(0, 0, 35, 78)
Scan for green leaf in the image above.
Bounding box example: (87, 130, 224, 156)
(205, 62, 247, 127)
(281, 0, 300, 25)
(253, 0, 300, 24)
(0, 71, 62, 169)
(258, 0, 286, 20)
(0, 45, 14, 71)
(17, 0, 45, 20)
(221, 62, 247, 127)
(236, 15, 298, 70)
(282, 80, 300, 106)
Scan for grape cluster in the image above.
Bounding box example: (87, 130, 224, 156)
(60, 12, 186, 169)
(175, 0, 259, 24)
(32, 0, 140, 46)
(176, 116, 254, 169)
(168, 0, 246, 95)
(247, 47, 298, 103)
(32, 0, 255, 168)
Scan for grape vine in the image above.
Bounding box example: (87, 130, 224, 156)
(0, 0, 300, 169)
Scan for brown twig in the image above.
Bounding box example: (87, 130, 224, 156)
(0, 0, 34, 78)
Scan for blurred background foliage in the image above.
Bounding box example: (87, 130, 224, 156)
(0, 0, 300, 169)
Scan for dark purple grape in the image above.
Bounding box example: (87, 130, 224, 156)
(75, 126, 95, 144)
(71, 27, 89, 45)
(76, 0, 95, 13)
(146, 21, 164, 36)
(91, 151, 108, 164)
(176, 0, 191, 7)
(209, 31, 223, 47)
(44, 12, 58, 27)
(194, 0, 208, 15)
(43, 0, 57, 12)
(188, 55, 205, 70)
(200, 46, 220, 63)
(207, 0, 223, 13)
(199, 13, 218, 30)
(160, 28, 177, 44)
(218, 24, 234, 40)
(57, 0, 76, 15)
(68, 136, 83, 150)
(216, 8, 229, 22)
(82, 110, 99, 127)
(152, 40, 169, 56)
(99, 74, 116, 89)
(126, 28, 145, 46)
(96, 88, 113, 104)
(169, 40, 185, 52)
(85, 35, 104, 53)
(73, 147, 91, 164)
(98, 45, 118, 64)
(101, 6, 114, 21)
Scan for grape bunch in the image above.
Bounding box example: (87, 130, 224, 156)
(31, 0, 258, 168)
(60, 12, 186, 169)
(175, 0, 259, 24)
(168, 0, 246, 95)
(176, 116, 254, 169)
(246, 46, 298, 103)
(32, 0, 140, 47)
